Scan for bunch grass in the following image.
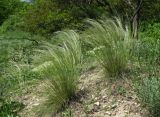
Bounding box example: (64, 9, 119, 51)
(33, 30, 82, 116)
(85, 18, 132, 78)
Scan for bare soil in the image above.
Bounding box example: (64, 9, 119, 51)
(17, 68, 149, 117)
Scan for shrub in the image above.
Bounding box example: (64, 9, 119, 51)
(137, 22, 160, 65)
(85, 18, 132, 78)
(0, 76, 25, 117)
(140, 22, 160, 41)
(33, 30, 82, 116)
(0, 100, 24, 117)
(132, 39, 160, 66)
(135, 77, 160, 117)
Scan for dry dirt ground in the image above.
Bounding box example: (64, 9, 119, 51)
(17, 68, 149, 117)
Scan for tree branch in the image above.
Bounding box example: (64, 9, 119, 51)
(131, 0, 142, 22)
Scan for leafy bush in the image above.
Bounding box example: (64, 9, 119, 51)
(33, 30, 82, 116)
(21, 0, 109, 37)
(140, 22, 160, 41)
(133, 39, 160, 65)
(85, 18, 132, 78)
(23, 0, 74, 37)
(0, 31, 42, 117)
(135, 77, 160, 117)
(0, 0, 23, 25)
(0, 68, 25, 117)
(133, 22, 160, 65)
(0, 100, 24, 117)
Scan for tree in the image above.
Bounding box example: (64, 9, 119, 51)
(128, 0, 142, 39)
(0, 0, 22, 25)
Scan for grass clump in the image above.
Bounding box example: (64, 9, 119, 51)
(33, 30, 82, 116)
(135, 77, 160, 117)
(85, 18, 132, 78)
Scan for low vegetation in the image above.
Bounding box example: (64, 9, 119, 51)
(33, 30, 82, 116)
(0, 0, 160, 117)
(85, 18, 131, 78)
(135, 77, 160, 117)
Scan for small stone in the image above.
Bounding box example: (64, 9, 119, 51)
(92, 95, 95, 98)
(102, 96, 107, 99)
(33, 103, 39, 106)
(94, 102, 100, 106)
(124, 110, 128, 113)
(102, 105, 107, 108)
(105, 111, 111, 116)
(95, 97, 98, 100)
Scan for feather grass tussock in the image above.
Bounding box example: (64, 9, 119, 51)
(85, 18, 132, 78)
(33, 30, 82, 116)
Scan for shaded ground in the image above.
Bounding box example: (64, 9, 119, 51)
(17, 68, 148, 117)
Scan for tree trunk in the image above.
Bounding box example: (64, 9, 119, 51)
(132, 0, 142, 39)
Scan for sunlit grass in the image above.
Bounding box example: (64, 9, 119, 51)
(33, 30, 82, 116)
(85, 18, 132, 78)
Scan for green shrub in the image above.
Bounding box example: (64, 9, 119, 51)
(0, 100, 24, 117)
(0, 77, 18, 117)
(23, 0, 75, 37)
(140, 22, 160, 41)
(0, 37, 41, 101)
(135, 77, 160, 117)
(133, 39, 160, 65)
(85, 18, 132, 78)
(33, 30, 82, 116)
(0, 0, 23, 25)
(133, 22, 160, 65)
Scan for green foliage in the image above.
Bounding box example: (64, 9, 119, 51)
(133, 40, 160, 65)
(0, 31, 35, 75)
(0, 8, 27, 33)
(33, 30, 82, 116)
(0, 0, 23, 25)
(22, 0, 108, 36)
(0, 31, 42, 116)
(135, 77, 160, 117)
(85, 18, 132, 78)
(0, 100, 24, 117)
(141, 0, 160, 20)
(1, 0, 160, 37)
(133, 22, 160, 65)
(0, 31, 45, 66)
(107, 0, 160, 21)
(61, 109, 73, 117)
(0, 0, 159, 116)
(23, 0, 73, 36)
(140, 22, 160, 41)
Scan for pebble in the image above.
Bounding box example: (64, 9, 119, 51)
(33, 103, 39, 106)
(102, 96, 107, 99)
(94, 102, 100, 106)
(105, 111, 111, 116)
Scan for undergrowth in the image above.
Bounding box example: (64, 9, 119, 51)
(135, 77, 160, 117)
